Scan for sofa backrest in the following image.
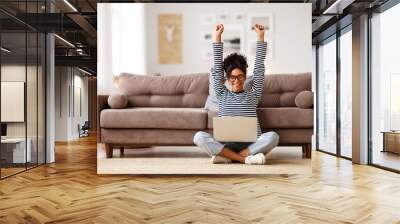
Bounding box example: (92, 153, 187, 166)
(259, 73, 311, 107)
(117, 73, 209, 108)
(116, 72, 311, 108)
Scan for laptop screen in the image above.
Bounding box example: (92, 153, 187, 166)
(1, 123, 7, 137)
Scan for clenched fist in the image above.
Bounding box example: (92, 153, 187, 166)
(254, 24, 265, 41)
(215, 24, 224, 43)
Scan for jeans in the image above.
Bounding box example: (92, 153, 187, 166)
(193, 131, 279, 156)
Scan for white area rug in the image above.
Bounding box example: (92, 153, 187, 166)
(97, 144, 311, 175)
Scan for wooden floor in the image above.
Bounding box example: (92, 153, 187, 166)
(372, 150, 400, 171)
(1, 134, 400, 223)
(1, 167, 26, 178)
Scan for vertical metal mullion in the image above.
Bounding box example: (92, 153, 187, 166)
(36, 0, 39, 168)
(367, 10, 373, 165)
(44, 0, 48, 165)
(25, 0, 28, 171)
(60, 67, 62, 117)
(68, 68, 71, 118)
(316, 44, 320, 151)
(0, 24, 2, 179)
(336, 27, 341, 157)
(44, 35, 47, 164)
(44, 34, 47, 163)
(73, 68, 75, 118)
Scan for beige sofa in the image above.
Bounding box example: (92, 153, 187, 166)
(98, 73, 314, 158)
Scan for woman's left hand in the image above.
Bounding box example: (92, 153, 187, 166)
(254, 24, 265, 41)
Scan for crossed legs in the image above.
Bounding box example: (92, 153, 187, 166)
(193, 131, 279, 163)
(218, 147, 247, 163)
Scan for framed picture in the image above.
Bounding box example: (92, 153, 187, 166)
(247, 36, 273, 59)
(216, 13, 230, 24)
(231, 12, 245, 23)
(158, 14, 182, 64)
(200, 14, 216, 25)
(200, 31, 213, 42)
(248, 13, 273, 33)
(221, 25, 245, 56)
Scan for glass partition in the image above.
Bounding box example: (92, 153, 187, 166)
(339, 28, 352, 158)
(370, 3, 400, 171)
(1, 31, 28, 177)
(27, 30, 38, 169)
(0, 1, 46, 179)
(38, 32, 46, 165)
(317, 36, 337, 155)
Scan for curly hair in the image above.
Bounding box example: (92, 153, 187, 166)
(223, 53, 248, 77)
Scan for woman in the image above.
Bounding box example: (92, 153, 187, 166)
(193, 23, 279, 165)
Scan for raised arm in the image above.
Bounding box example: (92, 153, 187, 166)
(251, 24, 267, 102)
(211, 24, 227, 100)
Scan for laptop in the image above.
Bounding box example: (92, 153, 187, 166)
(213, 116, 257, 142)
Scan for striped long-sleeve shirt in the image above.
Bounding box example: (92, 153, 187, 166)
(211, 41, 267, 138)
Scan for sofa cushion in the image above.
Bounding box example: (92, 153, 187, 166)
(101, 129, 211, 145)
(265, 129, 313, 144)
(295, 91, 313, 109)
(100, 128, 312, 144)
(259, 73, 311, 107)
(116, 73, 209, 108)
(100, 107, 208, 130)
(257, 108, 313, 129)
(107, 94, 128, 109)
(207, 108, 312, 129)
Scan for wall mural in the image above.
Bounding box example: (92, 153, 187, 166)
(158, 14, 182, 64)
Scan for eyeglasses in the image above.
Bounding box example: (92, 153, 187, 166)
(228, 75, 245, 81)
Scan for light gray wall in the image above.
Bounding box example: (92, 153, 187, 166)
(98, 3, 312, 94)
(55, 66, 69, 141)
(54, 67, 89, 141)
(72, 73, 89, 138)
(146, 3, 312, 76)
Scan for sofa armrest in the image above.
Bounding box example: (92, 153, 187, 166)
(97, 95, 110, 142)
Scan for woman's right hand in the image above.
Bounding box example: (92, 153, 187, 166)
(215, 24, 224, 43)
